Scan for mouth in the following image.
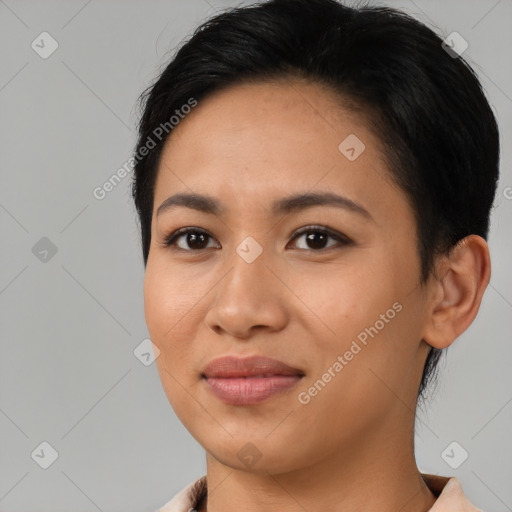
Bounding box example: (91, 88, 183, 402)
(201, 355, 305, 405)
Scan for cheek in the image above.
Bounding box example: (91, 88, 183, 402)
(289, 256, 420, 401)
(143, 263, 203, 416)
(144, 257, 203, 334)
(143, 261, 198, 371)
(289, 261, 393, 346)
(144, 269, 172, 342)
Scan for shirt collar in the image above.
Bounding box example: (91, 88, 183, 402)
(157, 473, 482, 512)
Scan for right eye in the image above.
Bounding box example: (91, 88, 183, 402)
(162, 227, 220, 251)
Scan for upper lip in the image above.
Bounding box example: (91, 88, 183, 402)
(202, 355, 304, 378)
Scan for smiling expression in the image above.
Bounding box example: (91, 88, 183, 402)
(143, 77, 432, 473)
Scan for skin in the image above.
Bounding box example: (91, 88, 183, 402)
(143, 77, 491, 512)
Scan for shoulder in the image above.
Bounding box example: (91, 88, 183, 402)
(156, 476, 207, 512)
(422, 473, 484, 512)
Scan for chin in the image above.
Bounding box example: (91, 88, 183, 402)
(196, 428, 311, 475)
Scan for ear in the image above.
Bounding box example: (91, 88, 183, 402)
(422, 235, 491, 349)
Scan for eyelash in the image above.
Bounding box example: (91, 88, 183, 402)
(162, 225, 352, 252)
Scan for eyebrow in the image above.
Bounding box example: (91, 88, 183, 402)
(156, 191, 372, 220)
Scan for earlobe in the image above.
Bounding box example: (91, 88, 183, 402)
(422, 235, 491, 349)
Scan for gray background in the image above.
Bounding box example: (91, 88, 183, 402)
(1, 0, 511, 511)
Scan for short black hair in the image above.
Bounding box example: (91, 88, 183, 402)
(131, 0, 500, 401)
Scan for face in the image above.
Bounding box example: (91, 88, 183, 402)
(144, 78, 432, 474)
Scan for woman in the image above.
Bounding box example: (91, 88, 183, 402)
(131, 0, 499, 510)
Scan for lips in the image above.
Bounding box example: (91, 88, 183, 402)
(202, 355, 304, 405)
(201, 355, 304, 378)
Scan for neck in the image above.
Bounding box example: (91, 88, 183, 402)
(200, 410, 436, 512)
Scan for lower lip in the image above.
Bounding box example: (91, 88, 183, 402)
(204, 375, 303, 405)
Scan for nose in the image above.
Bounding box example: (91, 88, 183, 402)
(204, 244, 289, 339)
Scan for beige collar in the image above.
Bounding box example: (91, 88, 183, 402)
(157, 473, 483, 512)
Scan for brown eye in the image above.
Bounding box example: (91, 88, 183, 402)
(164, 228, 219, 251)
(288, 226, 351, 251)
(163, 225, 351, 253)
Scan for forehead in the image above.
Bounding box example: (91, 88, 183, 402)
(153, 79, 400, 219)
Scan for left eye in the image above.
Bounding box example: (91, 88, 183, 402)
(287, 226, 351, 251)
(162, 226, 351, 252)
